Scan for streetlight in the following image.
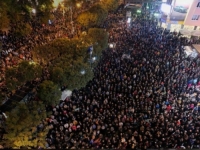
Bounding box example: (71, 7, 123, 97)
(92, 57, 96, 62)
(88, 45, 93, 68)
(76, 3, 81, 8)
(70, 3, 82, 34)
(32, 8, 36, 14)
(80, 69, 86, 75)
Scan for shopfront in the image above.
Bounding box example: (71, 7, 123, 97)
(159, 0, 200, 35)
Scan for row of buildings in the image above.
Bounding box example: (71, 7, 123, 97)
(160, 0, 200, 36)
(124, 0, 200, 36)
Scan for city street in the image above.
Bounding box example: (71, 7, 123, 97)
(0, 0, 200, 149)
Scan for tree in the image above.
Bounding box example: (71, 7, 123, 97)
(49, 67, 66, 86)
(76, 12, 91, 28)
(5, 61, 42, 91)
(32, 28, 108, 90)
(5, 67, 20, 92)
(17, 61, 42, 82)
(89, 4, 108, 25)
(32, 38, 94, 89)
(13, 22, 32, 37)
(0, 1, 10, 30)
(100, 0, 119, 12)
(63, 0, 77, 8)
(37, 80, 61, 106)
(1, 102, 48, 148)
(86, 28, 109, 56)
(77, 4, 108, 28)
(32, 38, 73, 64)
(5, 0, 32, 24)
(66, 59, 93, 89)
(35, 0, 54, 24)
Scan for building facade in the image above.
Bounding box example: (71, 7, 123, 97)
(184, 0, 200, 26)
(160, 0, 200, 34)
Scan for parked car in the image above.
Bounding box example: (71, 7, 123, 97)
(173, 6, 188, 13)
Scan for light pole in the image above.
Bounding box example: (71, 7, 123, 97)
(89, 46, 93, 68)
(69, 3, 81, 34)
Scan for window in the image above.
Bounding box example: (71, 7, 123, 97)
(197, 2, 200, 8)
(192, 15, 200, 20)
(167, 0, 172, 5)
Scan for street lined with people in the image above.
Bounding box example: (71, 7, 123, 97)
(45, 5, 200, 149)
(0, 2, 200, 149)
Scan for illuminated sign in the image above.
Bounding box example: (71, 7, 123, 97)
(127, 18, 131, 23)
(170, 0, 193, 21)
(161, 3, 171, 14)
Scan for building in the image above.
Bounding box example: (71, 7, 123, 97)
(159, 0, 200, 36)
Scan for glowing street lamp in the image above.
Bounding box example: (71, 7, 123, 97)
(29, 61, 36, 65)
(80, 70, 86, 75)
(32, 8, 36, 14)
(76, 3, 81, 8)
(92, 57, 96, 61)
(137, 9, 141, 13)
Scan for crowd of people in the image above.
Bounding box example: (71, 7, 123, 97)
(45, 4, 200, 150)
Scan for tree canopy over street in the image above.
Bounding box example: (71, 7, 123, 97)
(37, 80, 61, 106)
(31, 28, 108, 90)
(101, 0, 119, 12)
(0, 0, 54, 36)
(5, 61, 42, 91)
(77, 4, 108, 28)
(0, 1, 10, 29)
(1, 102, 48, 148)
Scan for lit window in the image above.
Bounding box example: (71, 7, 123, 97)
(192, 15, 200, 20)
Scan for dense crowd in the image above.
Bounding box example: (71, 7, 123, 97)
(45, 5, 200, 150)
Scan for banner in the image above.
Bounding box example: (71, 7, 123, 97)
(170, 0, 193, 21)
(160, 3, 171, 23)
